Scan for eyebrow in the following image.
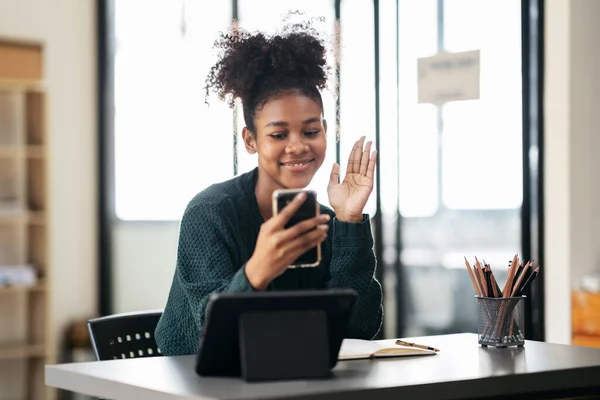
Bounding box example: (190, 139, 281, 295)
(264, 117, 321, 128)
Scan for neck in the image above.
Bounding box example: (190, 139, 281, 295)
(254, 168, 282, 221)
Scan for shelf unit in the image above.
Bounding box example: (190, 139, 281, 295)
(0, 38, 53, 400)
(572, 290, 600, 348)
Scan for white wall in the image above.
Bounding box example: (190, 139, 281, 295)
(569, 0, 600, 285)
(112, 223, 178, 313)
(544, 0, 600, 344)
(0, 0, 97, 357)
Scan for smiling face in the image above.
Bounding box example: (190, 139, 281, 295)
(242, 93, 327, 192)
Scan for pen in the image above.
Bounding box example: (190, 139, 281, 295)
(395, 340, 440, 352)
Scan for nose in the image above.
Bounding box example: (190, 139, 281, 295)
(285, 135, 309, 154)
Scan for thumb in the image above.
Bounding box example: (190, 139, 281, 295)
(328, 163, 340, 189)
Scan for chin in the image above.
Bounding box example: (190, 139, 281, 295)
(280, 173, 315, 190)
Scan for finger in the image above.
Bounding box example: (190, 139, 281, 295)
(346, 136, 365, 174)
(285, 225, 328, 259)
(272, 191, 306, 228)
(279, 214, 330, 242)
(328, 163, 339, 189)
(366, 150, 377, 180)
(359, 141, 372, 175)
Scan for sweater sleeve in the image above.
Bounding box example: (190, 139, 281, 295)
(327, 215, 383, 340)
(178, 201, 256, 312)
(158, 201, 256, 354)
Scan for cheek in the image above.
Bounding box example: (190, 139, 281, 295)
(315, 137, 327, 157)
(257, 141, 284, 161)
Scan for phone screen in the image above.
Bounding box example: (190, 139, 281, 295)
(275, 190, 320, 267)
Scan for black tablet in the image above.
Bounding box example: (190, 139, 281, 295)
(195, 289, 357, 378)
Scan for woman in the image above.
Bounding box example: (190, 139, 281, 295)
(155, 20, 382, 356)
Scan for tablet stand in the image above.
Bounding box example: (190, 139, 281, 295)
(238, 309, 331, 382)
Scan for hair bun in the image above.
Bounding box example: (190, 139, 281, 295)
(205, 18, 331, 108)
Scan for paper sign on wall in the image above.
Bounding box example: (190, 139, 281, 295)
(417, 50, 480, 105)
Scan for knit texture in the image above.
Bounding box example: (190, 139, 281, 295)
(155, 168, 383, 356)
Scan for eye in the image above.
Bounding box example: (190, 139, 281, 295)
(270, 133, 287, 140)
(304, 130, 321, 137)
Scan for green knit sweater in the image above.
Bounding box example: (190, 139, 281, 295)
(155, 168, 383, 356)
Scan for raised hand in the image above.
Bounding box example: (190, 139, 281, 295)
(327, 136, 377, 223)
(245, 192, 330, 290)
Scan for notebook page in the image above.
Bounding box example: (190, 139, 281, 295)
(338, 339, 383, 359)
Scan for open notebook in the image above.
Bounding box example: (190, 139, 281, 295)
(338, 339, 437, 360)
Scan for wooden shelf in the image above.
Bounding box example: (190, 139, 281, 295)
(0, 210, 45, 224)
(0, 206, 26, 219)
(27, 211, 46, 225)
(26, 145, 45, 158)
(0, 145, 44, 157)
(0, 343, 45, 360)
(0, 145, 21, 157)
(0, 281, 46, 294)
(0, 80, 44, 91)
(0, 38, 52, 400)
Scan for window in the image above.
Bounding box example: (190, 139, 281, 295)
(396, 0, 524, 338)
(105, 0, 541, 338)
(114, 0, 233, 220)
(114, 0, 377, 219)
(397, 0, 439, 218)
(339, 0, 377, 216)
(396, 0, 523, 217)
(442, 0, 522, 210)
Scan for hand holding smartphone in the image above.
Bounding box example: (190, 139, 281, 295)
(272, 189, 322, 268)
(245, 189, 328, 290)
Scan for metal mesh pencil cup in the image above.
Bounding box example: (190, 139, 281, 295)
(476, 296, 525, 347)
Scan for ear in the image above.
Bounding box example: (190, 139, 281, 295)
(242, 127, 257, 154)
(323, 119, 328, 135)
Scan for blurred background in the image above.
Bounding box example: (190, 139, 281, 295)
(106, 0, 530, 340)
(1, 0, 600, 399)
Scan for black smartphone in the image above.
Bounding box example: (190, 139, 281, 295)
(272, 189, 321, 268)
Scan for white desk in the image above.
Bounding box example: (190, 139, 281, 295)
(46, 333, 600, 400)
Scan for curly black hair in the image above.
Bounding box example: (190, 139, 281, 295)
(204, 15, 332, 134)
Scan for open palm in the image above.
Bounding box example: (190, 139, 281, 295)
(327, 136, 377, 222)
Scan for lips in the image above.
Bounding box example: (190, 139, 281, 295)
(280, 159, 313, 167)
(280, 158, 314, 173)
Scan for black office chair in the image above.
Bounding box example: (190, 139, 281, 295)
(87, 309, 164, 361)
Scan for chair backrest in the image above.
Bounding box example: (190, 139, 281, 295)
(87, 310, 163, 361)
